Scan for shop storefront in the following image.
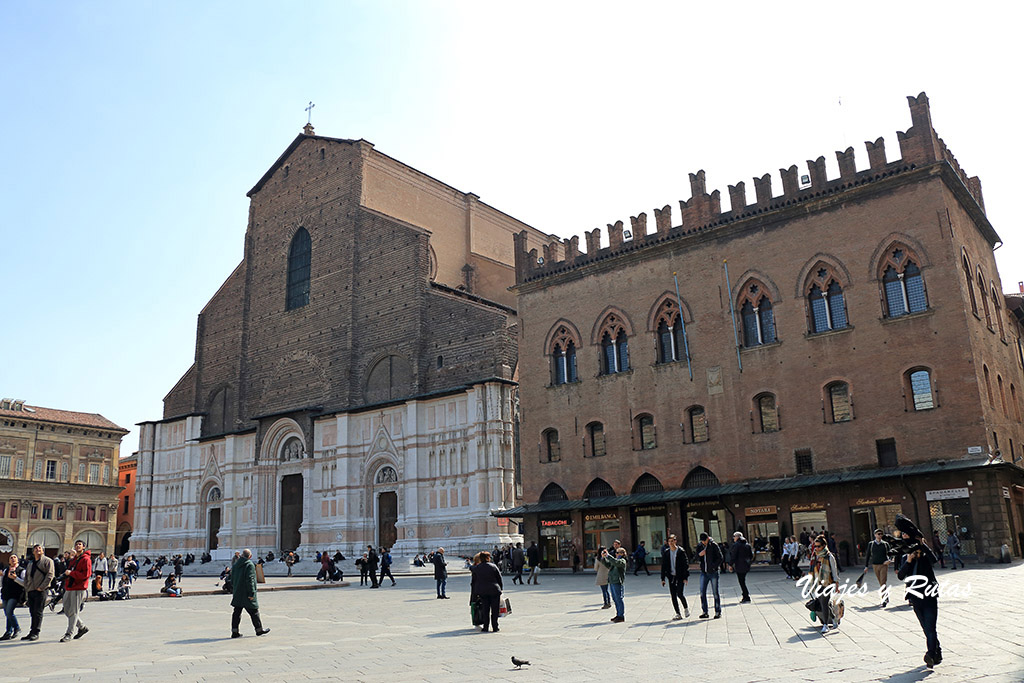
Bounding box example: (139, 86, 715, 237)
(743, 505, 780, 564)
(790, 502, 828, 546)
(685, 501, 727, 553)
(539, 517, 573, 568)
(583, 511, 619, 568)
(633, 505, 667, 567)
(850, 495, 904, 560)
(926, 487, 977, 555)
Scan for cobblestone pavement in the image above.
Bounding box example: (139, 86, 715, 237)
(1, 561, 1022, 682)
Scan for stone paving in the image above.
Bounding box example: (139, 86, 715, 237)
(1, 561, 1022, 682)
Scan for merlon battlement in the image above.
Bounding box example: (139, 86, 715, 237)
(514, 92, 984, 284)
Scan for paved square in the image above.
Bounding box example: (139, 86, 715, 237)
(1, 562, 1022, 682)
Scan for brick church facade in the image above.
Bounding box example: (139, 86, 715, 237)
(508, 94, 1024, 568)
(131, 125, 552, 559)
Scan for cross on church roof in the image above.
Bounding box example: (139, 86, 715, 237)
(305, 101, 315, 124)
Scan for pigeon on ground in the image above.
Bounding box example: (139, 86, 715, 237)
(511, 656, 531, 669)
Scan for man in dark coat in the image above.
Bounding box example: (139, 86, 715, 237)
(430, 547, 449, 598)
(728, 531, 754, 603)
(697, 532, 723, 619)
(660, 534, 690, 619)
(231, 549, 270, 638)
(510, 543, 525, 585)
(526, 541, 540, 584)
(366, 546, 380, 588)
(470, 551, 504, 632)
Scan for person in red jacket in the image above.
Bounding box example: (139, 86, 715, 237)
(61, 540, 91, 643)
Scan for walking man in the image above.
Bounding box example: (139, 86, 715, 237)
(366, 546, 380, 588)
(21, 544, 54, 641)
(865, 529, 892, 606)
(510, 543, 525, 584)
(526, 541, 540, 584)
(431, 547, 449, 598)
(728, 531, 754, 603)
(378, 547, 396, 586)
(600, 547, 627, 623)
(230, 549, 270, 638)
(945, 532, 964, 569)
(660, 534, 690, 619)
(697, 532, 722, 619)
(61, 539, 91, 642)
(632, 541, 651, 576)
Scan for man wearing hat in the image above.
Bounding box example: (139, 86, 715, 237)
(728, 531, 754, 603)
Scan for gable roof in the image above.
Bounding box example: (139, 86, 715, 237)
(247, 133, 358, 198)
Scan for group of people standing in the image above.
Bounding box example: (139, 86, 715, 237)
(1, 540, 93, 643)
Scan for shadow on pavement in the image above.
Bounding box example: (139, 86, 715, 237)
(167, 637, 230, 644)
(882, 667, 933, 682)
(425, 628, 480, 638)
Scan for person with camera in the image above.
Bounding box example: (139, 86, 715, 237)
(696, 532, 722, 619)
(896, 520, 942, 668)
(600, 547, 628, 623)
(811, 535, 840, 635)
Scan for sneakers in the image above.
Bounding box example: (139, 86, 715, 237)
(60, 634, 72, 643)
(713, 613, 722, 619)
(672, 614, 682, 621)
(601, 603, 611, 609)
(73, 626, 89, 640)
(820, 626, 829, 635)
(698, 613, 710, 619)
(21, 633, 39, 641)
(684, 607, 690, 618)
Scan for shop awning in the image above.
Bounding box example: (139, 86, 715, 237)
(494, 456, 1000, 517)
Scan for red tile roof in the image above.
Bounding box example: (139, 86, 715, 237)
(0, 403, 127, 432)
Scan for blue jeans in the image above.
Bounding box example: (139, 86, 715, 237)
(599, 584, 610, 606)
(911, 597, 941, 658)
(949, 550, 964, 569)
(436, 578, 446, 597)
(3, 597, 19, 634)
(700, 571, 721, 615)
(609, 582, 624, 617)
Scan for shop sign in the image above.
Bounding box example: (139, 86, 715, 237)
(540, 519, 571, 527)
(791, 502, 826, 512)
(496, 517, 510, 527)
(686, 500, 720, 509)
(584, 512, 618, 522)
(744, 505, 777, 516)
(852, 496, 899, 506)
(1003, 487, 1011, 499)
(925, 487, 969, 501)
(635, 505, 666, 514)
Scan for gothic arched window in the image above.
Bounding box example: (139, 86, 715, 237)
(806, 266, 849, 334)
(879, 246, 927, 318)
(739, 281, 777, 347)
(549, 324, 580, 385)
(286, 228, 312, 310)
(596, 312, 630, 374)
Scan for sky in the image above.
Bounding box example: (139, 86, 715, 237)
(2, 2, 1021, 455)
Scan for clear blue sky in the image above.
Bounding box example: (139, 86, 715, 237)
(3, 2, 1021, 455)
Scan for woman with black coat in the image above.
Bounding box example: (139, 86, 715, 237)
(1, 555, 25, 640)
(469, 551, 504, 633)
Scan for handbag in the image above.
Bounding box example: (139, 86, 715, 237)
(471, 599, 484, 626)
(498, 597, 512, 618)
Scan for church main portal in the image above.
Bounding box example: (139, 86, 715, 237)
(280, 474, 303, 551)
